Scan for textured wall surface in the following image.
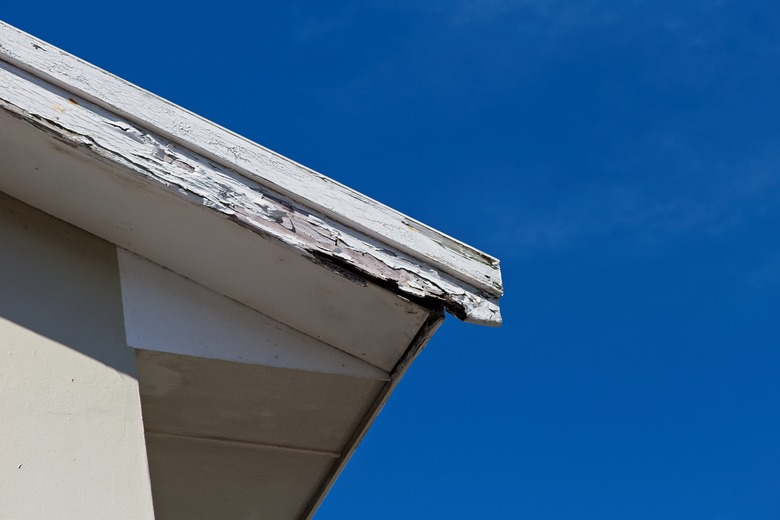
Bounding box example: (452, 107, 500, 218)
(0, 192, 155, 519)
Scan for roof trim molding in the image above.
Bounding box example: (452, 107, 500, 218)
(0, 21, 502, 325)
(0, 23, 503, 294)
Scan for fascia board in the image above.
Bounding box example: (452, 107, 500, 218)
(0, 21, 502, 325)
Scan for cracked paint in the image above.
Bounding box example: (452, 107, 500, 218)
(0, 56, 502, 326)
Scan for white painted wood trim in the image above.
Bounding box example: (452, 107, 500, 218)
(0, 21, 503, 301)
(117, 250, 391, 380)
(0, 56, 501, 325)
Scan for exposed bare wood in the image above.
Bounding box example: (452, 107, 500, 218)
(0, 21, 503, 303)
(0, 58, 501, 325)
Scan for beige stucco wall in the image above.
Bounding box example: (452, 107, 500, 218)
(0, 192, 155, 519)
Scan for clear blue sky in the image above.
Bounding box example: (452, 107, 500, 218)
(6, 2, 780, 518)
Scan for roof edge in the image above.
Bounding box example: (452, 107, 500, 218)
(0, 55, 501, 325)
(0, 21, 503, 300)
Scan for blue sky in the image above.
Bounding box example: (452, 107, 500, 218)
(6, 1, 780, 517)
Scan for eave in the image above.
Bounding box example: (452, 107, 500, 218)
(0, 21, 503, 326)
(0, 20, 506, 520)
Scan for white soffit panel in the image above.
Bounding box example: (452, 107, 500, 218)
(136, 350, 386, 452)
(0, 21, 503, 326)
(0, 107, 428, 372)
(118, 249, 389, 380)
(146, 434, 335, 520)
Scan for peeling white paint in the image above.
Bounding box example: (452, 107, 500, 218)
(0, 59, 501, 325)
(0, 21, 503, 301)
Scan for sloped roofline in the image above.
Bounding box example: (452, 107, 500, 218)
(0, 21, 502, 325)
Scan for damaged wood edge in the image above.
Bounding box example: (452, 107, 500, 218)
(0, 21, 503, 298)
(0, 60, 502, 325)
(300, 308, 446, 520)
(309, 251, 494, 324)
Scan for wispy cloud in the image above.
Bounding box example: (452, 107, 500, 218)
(286, 0, 780, 268)
(447, 0, 623, 28)
(748, 256, 780, 288)
(290, 5, 359, 44)
(290, 0, 739, 116)
(494, 147, 780, 255)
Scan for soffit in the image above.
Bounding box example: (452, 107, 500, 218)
(0, 21, 503, 326)
(146, 434, 335, 520)
(0, 106, 429, 366)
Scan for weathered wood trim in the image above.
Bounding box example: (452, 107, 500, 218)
(0, 57, 501, 325)
(301, 308, 446, 519)
(0, 21, 503, 302)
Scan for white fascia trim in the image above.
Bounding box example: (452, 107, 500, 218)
(0, 22, 502, 298)
(0, 21, 502, 325)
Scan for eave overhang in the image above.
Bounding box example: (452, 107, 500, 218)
(0, 21, 503, 326)
(0, 20, 506, 520)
